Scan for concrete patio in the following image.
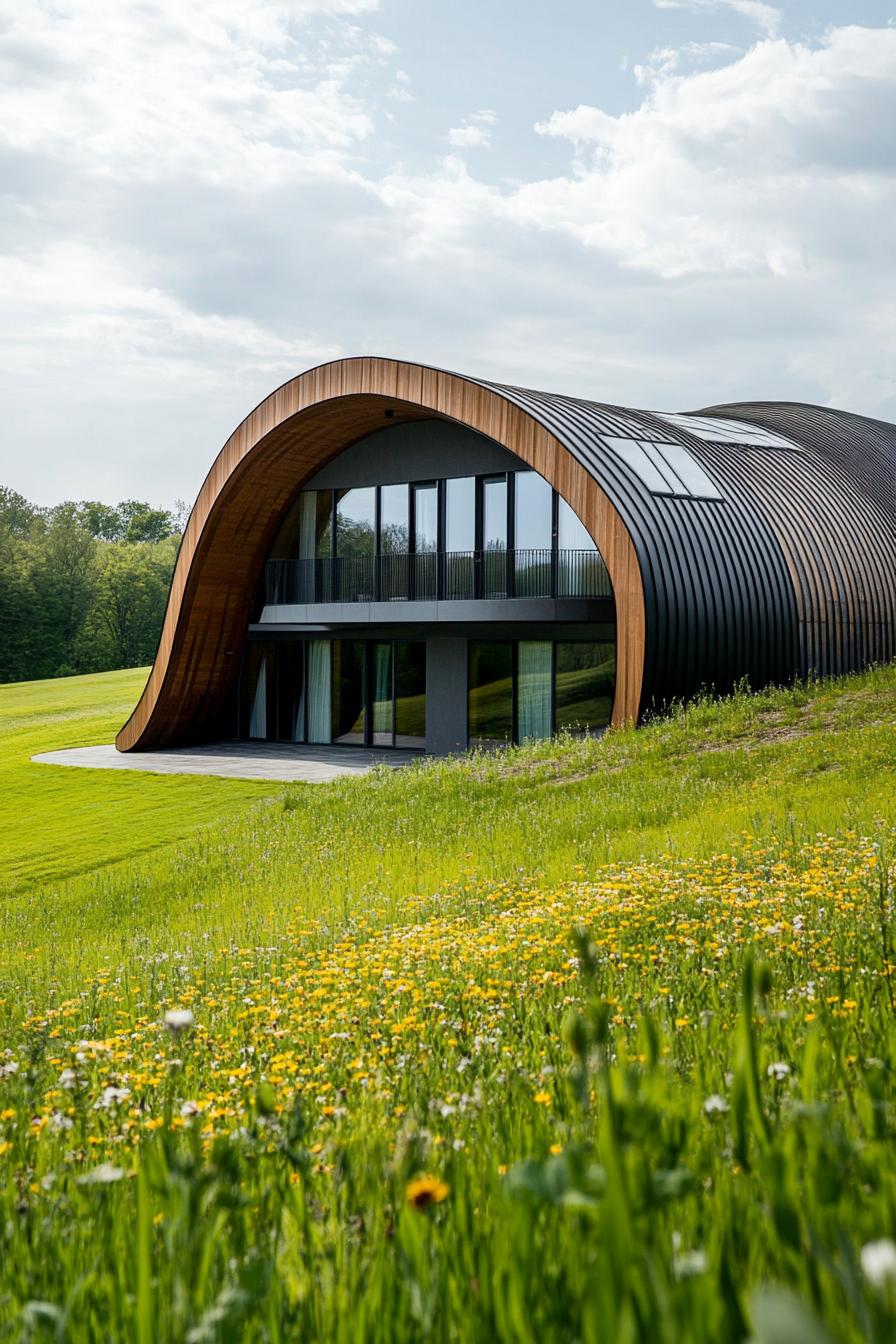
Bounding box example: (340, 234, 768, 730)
(31, 741, 421, 783)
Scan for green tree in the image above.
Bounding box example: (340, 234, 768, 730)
(118, 500, 176, 543)
(83, 537, 177, 668)
(0, 486, 38, 538)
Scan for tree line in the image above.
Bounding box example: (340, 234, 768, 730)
(0, 486, 184, 683)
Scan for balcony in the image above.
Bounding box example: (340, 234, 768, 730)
(264, 549, 611, 606)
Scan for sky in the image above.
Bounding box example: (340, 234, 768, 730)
(1, 0, 894, 507)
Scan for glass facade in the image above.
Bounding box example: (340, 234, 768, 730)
(247, 460, 615, 758)
(554, 642, 615, 733)
(279, 468, 606, 605)
(413, 483, 438, 599)
(468, 642, 514, 748)
(394, 641, 426, 748)
(240, 638, 426, 749)
(468, 639, 615, 748)
(514, 471, 553, 597)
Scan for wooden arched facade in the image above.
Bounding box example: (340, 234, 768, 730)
(117, 357, 896, 752)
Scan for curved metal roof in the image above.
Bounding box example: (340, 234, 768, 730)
(475, 377, 896, 709)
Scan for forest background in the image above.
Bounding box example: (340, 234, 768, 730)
(0, 486, 180, 682)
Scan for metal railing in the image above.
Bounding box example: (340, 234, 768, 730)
(265, 549, 611, 605)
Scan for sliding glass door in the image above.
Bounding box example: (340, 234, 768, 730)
(394, 642, 426, 748)
(468, 639, 615, 748)
(371, 642, 393, 747)
(468, 642, 513, 748)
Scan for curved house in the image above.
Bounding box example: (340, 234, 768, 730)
(117, 357, 896, 755)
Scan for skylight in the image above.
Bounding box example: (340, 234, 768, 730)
(602, 437, 723, 501)
(656, 412, 799, 450)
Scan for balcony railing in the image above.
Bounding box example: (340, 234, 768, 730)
(264, 549, 612, 606)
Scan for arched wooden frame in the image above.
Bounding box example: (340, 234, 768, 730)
(117, 358, 647, 750)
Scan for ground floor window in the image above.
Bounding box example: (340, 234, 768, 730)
(467, 639, 615, 748)
(239, 638, 426, 749)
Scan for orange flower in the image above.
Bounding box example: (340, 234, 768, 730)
(405, 1175, 450, 1210)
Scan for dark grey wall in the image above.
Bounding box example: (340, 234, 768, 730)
(425, 637, 468, 754)
(305, 419, 524, 488)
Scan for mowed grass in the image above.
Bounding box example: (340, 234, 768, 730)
(0, 669, 278, 892)
(1, 665, 896, 1341)
(2, 664, 894, 993)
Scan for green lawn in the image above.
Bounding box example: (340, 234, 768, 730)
(1, 665, 895, 1341)
(0, 669, 278, 893)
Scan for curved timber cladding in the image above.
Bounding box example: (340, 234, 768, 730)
(117, 358, 896, 752)
(116, 358, 647, 750)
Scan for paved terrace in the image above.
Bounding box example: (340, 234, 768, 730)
(31, 742, 421, 783)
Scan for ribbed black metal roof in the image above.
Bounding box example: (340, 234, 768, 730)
(477, 378, 896, 710)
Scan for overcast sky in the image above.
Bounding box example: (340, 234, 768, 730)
(1, 0, 894, 507)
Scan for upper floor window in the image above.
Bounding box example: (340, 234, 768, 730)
(272, 468, 608, 604)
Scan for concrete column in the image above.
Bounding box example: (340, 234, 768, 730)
(425, 638, 468, 754)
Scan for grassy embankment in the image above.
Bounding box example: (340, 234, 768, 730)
(1, 665, 895, 1341)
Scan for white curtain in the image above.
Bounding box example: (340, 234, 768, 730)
(298, 492, 317, 601)
(517, 642, 552, 742)
(293, 647, 306, 743)
(307, 640, 332, 744)
(248, 657, 267, 739)
(372, 642, 392, 744)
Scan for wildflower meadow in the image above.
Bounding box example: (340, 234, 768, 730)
(1, 667, 895, 1341)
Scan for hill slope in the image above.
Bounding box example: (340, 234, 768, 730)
(1, 666, 895, 1341)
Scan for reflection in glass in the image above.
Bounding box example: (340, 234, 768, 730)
(394, 641, 426, 748)
(379, 484, 409, 600)
(332, 640, 365, 743)
(336, 488, 376, 554)
(379, 485, 409, 553)
(445, 477, 475, 598)
(240, 643, 270, 739)
(445, 477, 475, 550)
(555, 642, 615, 734)
(307, 640, 332, 743)
(413, 483, 438, 599)
(275, 642, 305, 742)
(468, 642, 513, 747)
(557, 496, 594, 550)
(557, 497, 601, 596)
(482, 477, 508, 597)
(514, 472, 552, 597)
(371, 642, 393, 746)
(517, 641, 552, 741)
(289, 491, 332, 601)
(336, 488, 376, 600)
(249, 655, 267, 739)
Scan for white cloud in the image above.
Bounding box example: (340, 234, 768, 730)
(446, 109, 496, 149)
(1, 8, 896, 505)
(447, 124, 491, 148)
(0, 0, 389, 188)
(519, 26, 896, 278)
(653, 0, 781, 38)
(634, 40, 737, 86)
(0, 241, 340, 393)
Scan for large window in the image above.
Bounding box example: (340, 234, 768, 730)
(394, 641, 426, 748)
(281, 470, 610, 604)
(413, 482, 438, 599)
(481, 478, 508, 598)
(332, 640, 366, 743)
(514, 472, 553, 597)
(379, 484, 410, 600)
(468, 642, 514, 748)
(336, 489, 376, 601)
(240, 638, 425, 749)
(557, 497, 600, 597)
(468, 640, 615, 747)
(445, 477, 475, 598)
